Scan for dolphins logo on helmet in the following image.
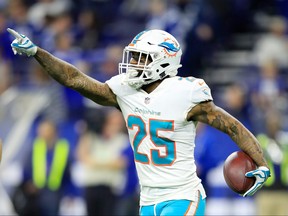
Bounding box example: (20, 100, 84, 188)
(159, 38, 180, 57)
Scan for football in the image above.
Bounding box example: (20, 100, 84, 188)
(223, 151, 256, 194)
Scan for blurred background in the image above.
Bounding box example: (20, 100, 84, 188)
(0, 0, 288, 215)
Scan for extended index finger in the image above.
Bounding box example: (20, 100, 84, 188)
(7, 28, 22, 40)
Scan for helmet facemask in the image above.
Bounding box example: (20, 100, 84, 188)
(119, 48, 156, 89)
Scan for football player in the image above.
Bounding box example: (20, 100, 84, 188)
(8, 28, 270, 215)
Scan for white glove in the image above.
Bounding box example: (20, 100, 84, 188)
(243, 166, 270, 197)
(7, 28, 37, 57)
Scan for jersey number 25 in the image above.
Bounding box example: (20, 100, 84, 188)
(127, 115, 176, 166)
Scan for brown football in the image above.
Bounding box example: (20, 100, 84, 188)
(223, 151, 257, 194)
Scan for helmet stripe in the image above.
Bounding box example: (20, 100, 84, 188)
(129, 30, 147, 46)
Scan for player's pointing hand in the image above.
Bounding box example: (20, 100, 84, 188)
(7, 28, 37, 57)
(7, 28, 23, 41)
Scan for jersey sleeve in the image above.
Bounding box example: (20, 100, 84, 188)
(105, 74, 133, 97)
(190, 78, 213, 104)
(105, 74, 123, 95)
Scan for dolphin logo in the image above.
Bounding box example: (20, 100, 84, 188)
(159, 38, 180, 57)
(159, 41, 180, 52)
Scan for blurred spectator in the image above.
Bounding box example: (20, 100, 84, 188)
(7, 0, 37, 84)
(179, 0, 221, 77)
(0, 9, 14, 61)
(0, 10, 13, 94)
(180, 0, 254, 77)
(39, 12, 74, 52)
(91, 44, 123, 82)
(76, 108, 130, 216)
(118, 0, 149, 23)
(7, 0, 35, 37)
(275, 0, 288, 20)
(28, 62, 68, 124)
(27, 0, 72, 28)
(255, 109, 288, 216)
(53, 31, 81, 62)
(180, 21, 215, 78)
(0, 59, 12, 94)
(115, 144, 139, 216)
(12, 119, 77, 216)
(75, 9, 100, 50)
(0, 0, 8, 9)
(52, 30, 88, 120)
(145, 0, 197, 49)
(221, 82, 253, 130)
(253, 16, 288, 68)
(249, 59, 287, 133)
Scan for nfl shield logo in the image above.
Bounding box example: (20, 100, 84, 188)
(144, 97, 150, 104)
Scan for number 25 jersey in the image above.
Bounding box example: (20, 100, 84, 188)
(106, 74, 213, 205)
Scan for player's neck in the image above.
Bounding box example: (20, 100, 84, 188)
(141, 80, 163, 93)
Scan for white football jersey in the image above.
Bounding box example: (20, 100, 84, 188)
(106, 74, 213, 205)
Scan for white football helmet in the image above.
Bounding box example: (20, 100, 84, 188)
(119, 29, 182, 89)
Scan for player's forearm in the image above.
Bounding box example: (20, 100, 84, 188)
(210, 107, 268, 168)
(34, 48, 117, 106)
(226, 119, 268, 168)
(190, 102, 268, 168)
(34, 47, 84, 88)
